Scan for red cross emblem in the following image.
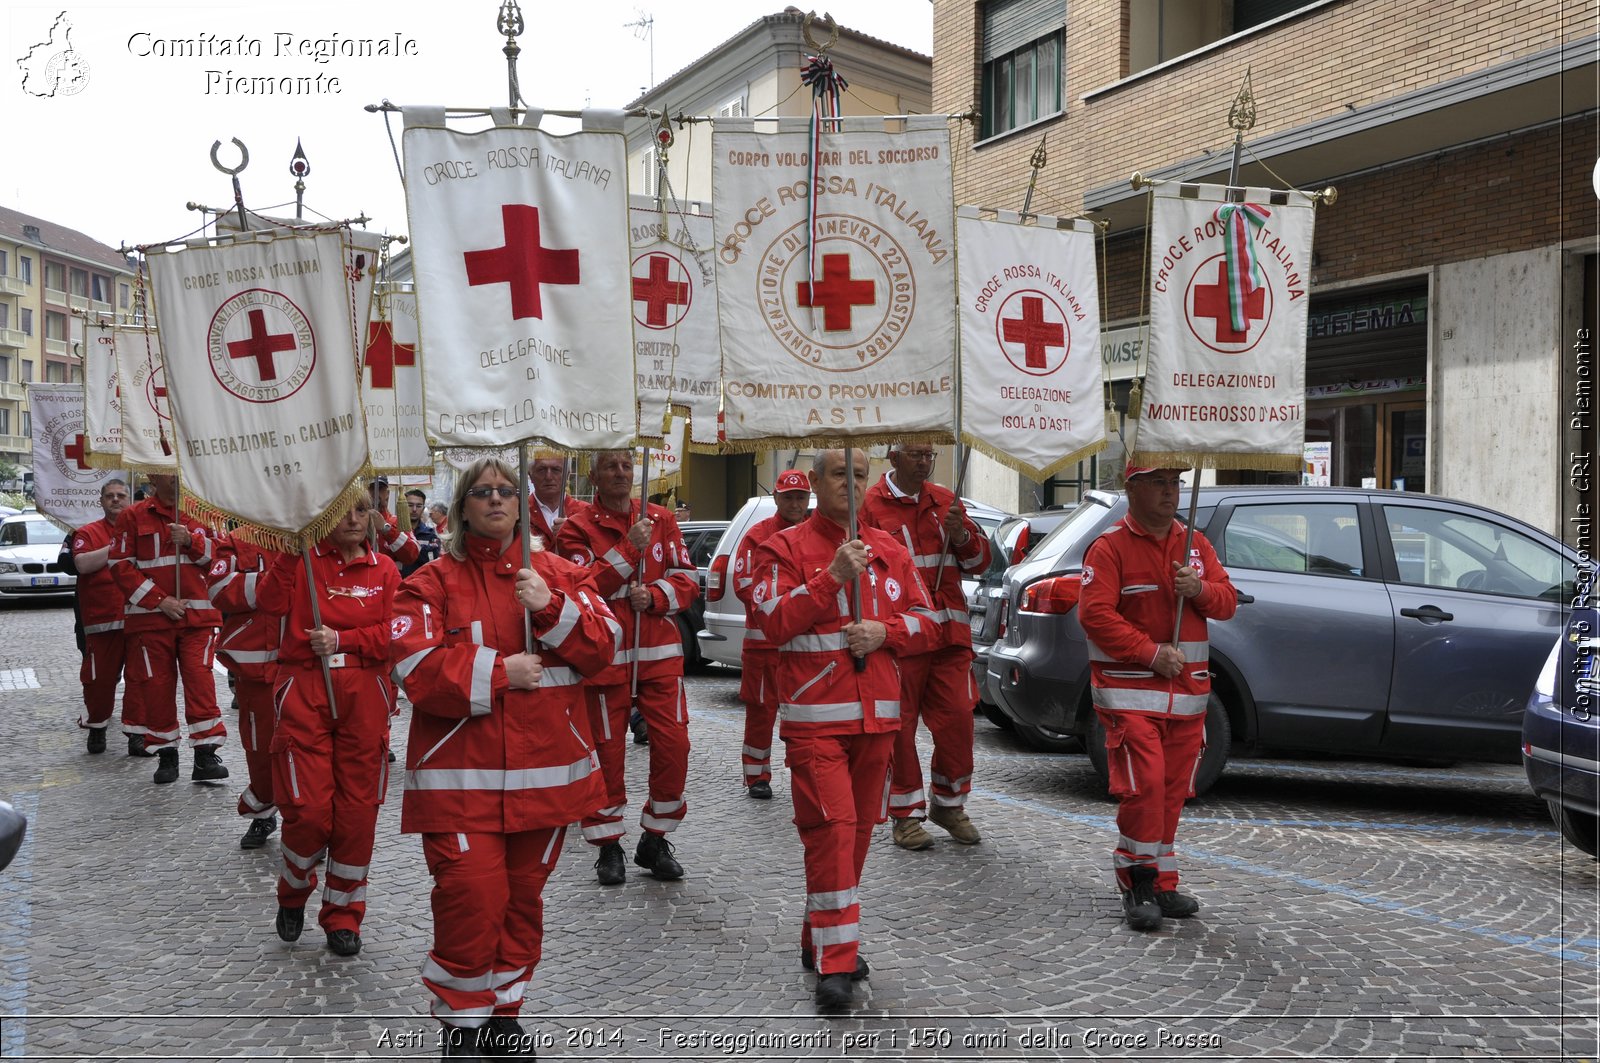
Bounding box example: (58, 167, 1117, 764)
(63, 434, 90, 470)
(464, 204, 580, 320)
(227, 308, 298, 382)
(999, 294, 1068, 374)
(631, 253, 691, 329)
(796, 253, 876, 332)
(1192, 260, 1266, 345)
(364, 320, 416, 390)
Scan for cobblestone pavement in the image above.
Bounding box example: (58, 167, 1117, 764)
(0, 599, 1596, 1061)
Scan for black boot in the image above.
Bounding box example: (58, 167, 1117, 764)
(127, 734, 154, 757)
(240, 815, 277, 850)
(747, 780, 773, 800)
(594, 842, 626, 885)
(152, 748, 179, 784)
(634, 831, 683, 880)
(325, 929, 362, 956)
(440, 1023, 493, 1060)
(629, 712, 649, 745)
(275, 905, 304, 942)
(815, 972, 854, 1009)
(484, 1015, 536, 1057)
(800, 950, 869, 980)
(192, 746, 229, 782)
(1157, 888, 1201, 917)
(86, 727, 106, 755)
(1122, 864, 1163, 931)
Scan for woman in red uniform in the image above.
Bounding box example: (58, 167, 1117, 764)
(256, 496, 400, 958)
(390, 457, 617, 1059)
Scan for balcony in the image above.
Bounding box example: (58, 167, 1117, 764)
(91, 299, 113, 316)
(68, 294, 89, 312)
(0, 329, 23, 350)
(0, 277, 22, 297)
(43, 338, 67, 357)
(42, 287, 67, 307)
(0, 383, 23, 402)
(0, 435, 28, 455)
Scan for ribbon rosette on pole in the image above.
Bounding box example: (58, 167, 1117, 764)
(628, 196, 721, 449)
(145, 227, 371, 546)
(956, 207, 1106, 479)
(1133, 182, 1317, 471)
(713, 115, 957, 448)
(28, 383, 123, 529)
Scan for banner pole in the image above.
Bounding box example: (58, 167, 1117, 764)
(631, 442, 650, 702)
(518, 441, 534, 654)
(844, 446, 865, 673)
(302, 541, 340, 721)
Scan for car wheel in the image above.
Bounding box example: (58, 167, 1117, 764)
(978, 700, 1015, 733)
(1012, 719, 1080, 754)
(1548, 800, 1600, 858)
(1084, 693, 1231, 799)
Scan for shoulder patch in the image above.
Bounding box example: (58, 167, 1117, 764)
(390, 616, 413, 640)
(1082, 564, 1095, 586)
(210, 559, 229, 577)
(885, 576, 902, 602)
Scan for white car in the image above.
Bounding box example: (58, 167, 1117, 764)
(0, 512, 75, 601)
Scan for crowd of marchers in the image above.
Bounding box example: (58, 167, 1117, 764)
(59, 445, 1230, 1060)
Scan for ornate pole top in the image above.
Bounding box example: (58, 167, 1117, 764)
(497, 0, 525, 40)
(1227, 67, 1257, 135)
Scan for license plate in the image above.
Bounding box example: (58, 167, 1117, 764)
(30, 576, 57, 587)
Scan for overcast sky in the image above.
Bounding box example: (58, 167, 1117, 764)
(4, 0, 933, 253)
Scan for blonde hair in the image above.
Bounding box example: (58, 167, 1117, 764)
(443, 456, 542, 562)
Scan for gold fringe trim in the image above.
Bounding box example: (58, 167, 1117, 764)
(178, 474, 371, 554)
(1129, 449, 1303, 474)
(961, 433, 1108, 483)
(84, 449, 124, 471)
(718, 430, 953, 455)
(685, 440, 723, 455)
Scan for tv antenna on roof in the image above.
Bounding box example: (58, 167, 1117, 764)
(625, 9, 654, 89)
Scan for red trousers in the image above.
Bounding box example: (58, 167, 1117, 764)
(235, 676, 277, 820)
(889, 647, 976, 819)
(1098, 708, 1206, 891)
(126, 626, 224, 750)
(787, 730, 894, 976)
(78, 629, 126, 729)
(580, 677, 688, 846)
(421, 826, 564, 1028)
(738, 648, 779, 786)
(271, 665, 393, 932)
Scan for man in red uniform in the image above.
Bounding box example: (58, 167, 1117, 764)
(527, 456, 588, 547)
(108, 473, 229, 785)
(1077, 465, 1236, 931)
(70, 478, 133, 755)
(369, 476, 421, 569)
(206, 537, 281, 849)
(731, 469, 811, 799)
(860, 443, 991, 850)
(557, 450, 699, 885)
(755, 448, 940, 1010)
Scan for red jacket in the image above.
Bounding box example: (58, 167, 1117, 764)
(205, 537, 282, 683)
(752, 512, 941, 739)
(390, 536, 617, 834)
(529, 494, 589, 549)
(71, 517, 123, 632)
(256, 541, 400, 671)
(732, 512, 803, 652)
(376, 508, 420, 567)
(859, 475, 990, 651)
(107, 497, 222, 632)
(556, 500, 698, 684)
(1078, 516, 1237, 717)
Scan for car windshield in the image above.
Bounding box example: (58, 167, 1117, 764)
(2, 519, 64, 546)
(1029, 493, 1115, 561)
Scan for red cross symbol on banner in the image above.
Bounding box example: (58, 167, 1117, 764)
(1001, 296, 1066, 369)
(63, 434, 90, 470)
(227, 308, 297, 381)
(631, 254, 689, 327)
(796, 253, 875, 331)
(365, 321, 416, 390)
(464, 204, 580, 320)
(1193, 260, 1266, 344)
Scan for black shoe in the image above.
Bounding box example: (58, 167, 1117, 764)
(634, 831, 683, 880)
(815, 972, 854, 1009)
(127, 734, 154, 758)
(275, 905, 304, 942)
(440, 1023, 494, 1059)
(387, 748, 396, 763)
(1157, 889, 1201, 918)
(484, 1015, 535, 1057)
(192, 746, 230, 782)
(152, 748, 179, 784)
(1122, 865, 1163, 931)
(86, 728, 106, 754)
(747, 780, 773, 800)
(240, 815, 277, 850)
(326, 928, 362, 956)
(630, 714, 649, 745)
(800, 950, 869, 980)
(594, 842, 626, 885)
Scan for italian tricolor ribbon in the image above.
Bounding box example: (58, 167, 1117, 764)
(1213, 202, 1271, 333)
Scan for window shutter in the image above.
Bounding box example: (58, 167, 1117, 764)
(984, 0, 1066, 62)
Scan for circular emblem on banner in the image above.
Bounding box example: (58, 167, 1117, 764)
(207, 288, 316, 403)
(389, 616, 412, 640)
(630, 251, 694, 331)
(43, 411, 100, 485)
(759, 215, 915, 373)
(993, 289, 1071, 377)
(1183, 254, 1275, 355)
(885, 577, 901, 602)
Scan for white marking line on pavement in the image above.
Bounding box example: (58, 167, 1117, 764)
(0, 668, 40, 690)
(0, 791, 36, 1057)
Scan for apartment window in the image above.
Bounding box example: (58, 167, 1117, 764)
(0, 356, 9, 381)
(981, 0, 1065, 140)
(21, 360, 33, 382)
(0, 305, 7, 330)
(18, 257, 30, 285)
(69, 268, 89, 297)
(640, 146, 658, 197)
(20, 411, 28, 438)
(44, 263, 64, 292)
(0, 410, 10, 436)
(44, 312, 66, 341)
(119, 283, 130, 309)
(92, 274, 110, 302)
(45, 362, 66, 383)
(0, 250, 7, 277)
(718, 96, 746, 118)
(19, 310, 32, 336)
(68, 365, 82, 384)
(1128, 0, 1318, 73)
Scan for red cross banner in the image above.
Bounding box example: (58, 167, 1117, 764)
(402, 108, 634, 452)
(362, 289, 431, 475)
(713, 115, 956, 448)
(1133, 182, 1317, 471)
(111, 322, 177, 472)
(82, 320, 126, 468)
(633, 414, 687, 493)
(144, 227, 370, 546)
(628, 196, 722, 448)
(27, 383, 122, 529)
(956, 208, 1107, 479)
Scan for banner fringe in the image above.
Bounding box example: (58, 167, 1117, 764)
(178, 475, 371, 554)
(1129, 449, 1302, 474)
(83, 450, 124, 471)
(961, 433, 1108, 484)
(718, 430, 953, 455)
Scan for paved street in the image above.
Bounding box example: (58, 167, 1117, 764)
(0, 597, 1596, 1061)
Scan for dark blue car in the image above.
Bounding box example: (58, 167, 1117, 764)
(1523, 605, 1600, 857)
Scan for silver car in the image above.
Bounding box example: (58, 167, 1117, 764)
(987, 486, 1583, 794)
(0, 512, 76, 601)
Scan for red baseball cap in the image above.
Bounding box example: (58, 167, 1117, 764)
(775, 470, 810, 494)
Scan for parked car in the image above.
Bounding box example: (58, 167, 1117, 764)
(0, 512, 75, 601)
(987, 485, 1584, 794)
(676, 520, 730, 673)
(1523, 605, 1600, 857)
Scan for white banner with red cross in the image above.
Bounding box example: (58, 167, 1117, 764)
(1133, 182, 1316, 472)
(28, 383, 122, 529)
(111, 321, 176, 472)
(956, 208, 1107, 480)
(145, 227, 370, 546)
(362, 287, 431, 475)
(82, 320, 125, 467)
(402, 108, 634, 451)
(713, 115, 957, 448)
(628, 196, 722, 448)
(633, 414, 686, 494)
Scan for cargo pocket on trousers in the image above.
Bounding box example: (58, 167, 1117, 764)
(272, 743, 307, 808)
(784, 742, 829, 828)
(1100, 717, 1135, 798)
